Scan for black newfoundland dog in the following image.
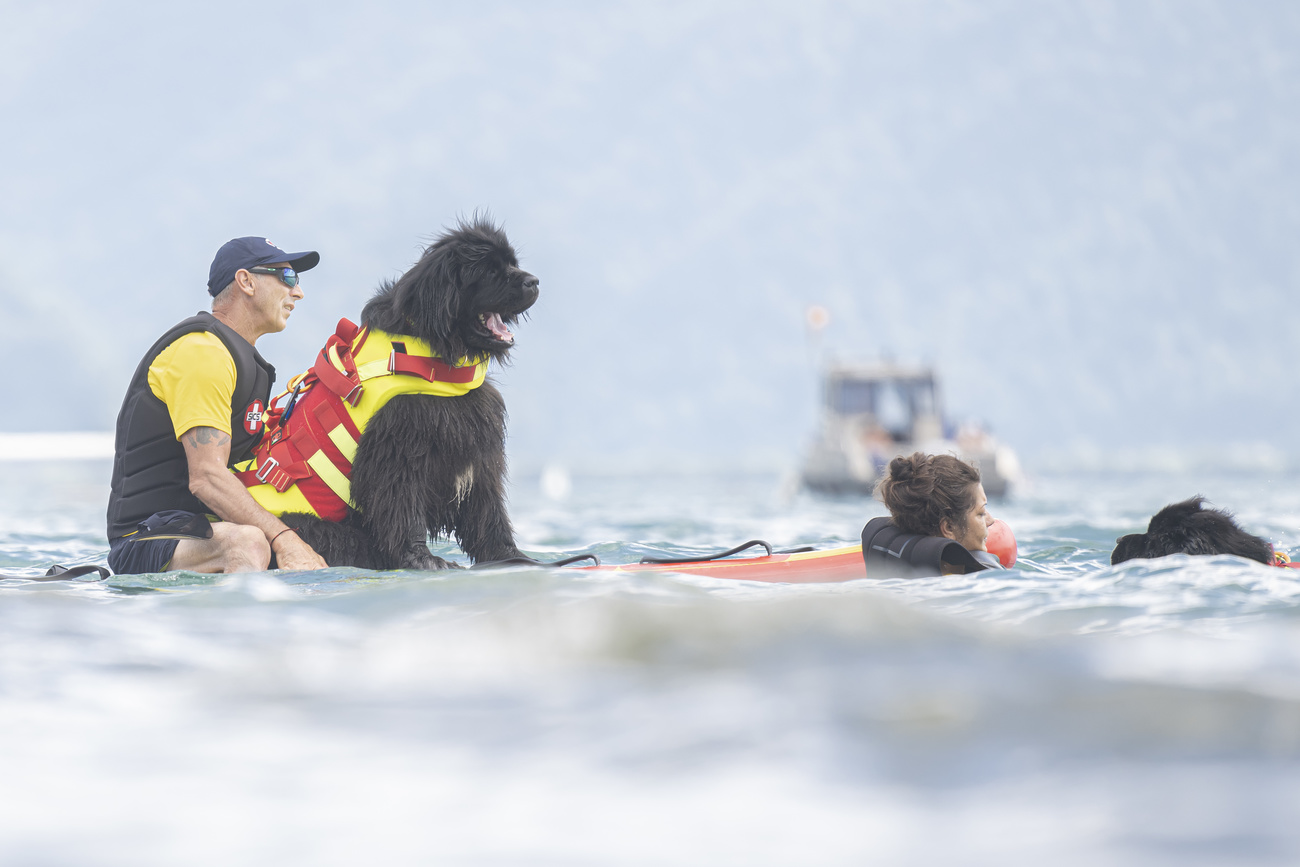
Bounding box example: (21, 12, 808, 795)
(279, 218, 539, 569)
(1110, 496, 1274, 566)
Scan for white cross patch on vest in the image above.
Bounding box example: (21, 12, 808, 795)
(244, 399, 265, 435)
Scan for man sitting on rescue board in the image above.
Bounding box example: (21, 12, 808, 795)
(105, 238, 329, 575)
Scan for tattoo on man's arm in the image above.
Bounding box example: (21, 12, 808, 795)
(182, 427, 231, 449)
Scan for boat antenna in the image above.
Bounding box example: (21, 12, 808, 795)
(805, 304, 830, 368)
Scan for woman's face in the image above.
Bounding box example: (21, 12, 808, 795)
(944, 483, 993, 551)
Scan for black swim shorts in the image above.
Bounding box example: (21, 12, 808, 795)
(107, 510, 215, 575)
(107, 534, 179, 576)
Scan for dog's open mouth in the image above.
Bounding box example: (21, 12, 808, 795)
(477, 312, 515, 345)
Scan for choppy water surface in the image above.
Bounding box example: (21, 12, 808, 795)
(3, 461, 1300, 865)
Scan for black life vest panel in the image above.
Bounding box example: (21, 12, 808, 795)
(860, 516, 991, 578)
(106, 312, 275, 540)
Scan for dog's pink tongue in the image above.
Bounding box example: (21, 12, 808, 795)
(483, 312, 514, 344)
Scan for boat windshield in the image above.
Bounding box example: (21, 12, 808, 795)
(830, 375, 937, 439)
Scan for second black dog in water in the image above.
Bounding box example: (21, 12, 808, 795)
(1111, 496, 1274, 565)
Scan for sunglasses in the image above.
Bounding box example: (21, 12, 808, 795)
(247, 266, 299, 288)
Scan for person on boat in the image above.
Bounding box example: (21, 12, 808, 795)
(866, 452, 1003, 574)
(105, 237, 329, 575)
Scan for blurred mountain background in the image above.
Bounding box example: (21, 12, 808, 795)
(2, 0, 1297, 472)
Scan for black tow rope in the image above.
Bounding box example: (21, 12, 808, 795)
(471, 552, 602, 570)
(638, 541, 819, 565)
(641, 540, 772, 564)
(0, 564, 110, 582)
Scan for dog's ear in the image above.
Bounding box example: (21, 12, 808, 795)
(387, 235, 471, 360)
(1142, 496, 1209, 556)
(1144, 497, 1215, 557)
(1147, 497, 1207, 536)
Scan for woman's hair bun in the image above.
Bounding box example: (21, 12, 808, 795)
(876, 451, 980, 537)
(887, 454, 919, 482)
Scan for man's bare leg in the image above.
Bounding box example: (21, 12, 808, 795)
(170, 522, 271, 573)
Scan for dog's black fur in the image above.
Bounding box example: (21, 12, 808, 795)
(1110, 496, 1273, 566)
(279, 218, 539, 569)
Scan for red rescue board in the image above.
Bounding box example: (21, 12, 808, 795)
(578, 545, 867, 584)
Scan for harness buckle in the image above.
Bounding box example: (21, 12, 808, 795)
(255, 456, 280, 484)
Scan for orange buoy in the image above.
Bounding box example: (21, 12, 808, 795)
(986, 518, 1017, 567)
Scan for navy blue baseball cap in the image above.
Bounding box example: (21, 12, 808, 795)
(207, 236, 320, 296)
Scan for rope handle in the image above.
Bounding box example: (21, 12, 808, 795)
(639, 540, 773, 565)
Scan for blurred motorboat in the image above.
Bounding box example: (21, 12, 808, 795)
(800, 361, 1021, 497)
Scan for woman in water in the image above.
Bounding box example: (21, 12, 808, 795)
(874, 452, 1001, 570)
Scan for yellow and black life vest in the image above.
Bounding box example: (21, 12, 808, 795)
(233, 318, 487, 520)
(108, 311, 275, 540)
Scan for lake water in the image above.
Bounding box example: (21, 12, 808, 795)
(2, 460, 1300, 865)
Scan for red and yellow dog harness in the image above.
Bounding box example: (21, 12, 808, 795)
(232, 318, 487, 519)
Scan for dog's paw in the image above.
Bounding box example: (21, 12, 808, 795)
(398, 543, 460, 571)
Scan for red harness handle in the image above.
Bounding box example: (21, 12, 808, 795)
(308, 319, 367, 406)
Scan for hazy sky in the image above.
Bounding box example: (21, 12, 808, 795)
(2, 0, 1297, 470)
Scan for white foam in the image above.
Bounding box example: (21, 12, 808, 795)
(0, 432, 115, 461)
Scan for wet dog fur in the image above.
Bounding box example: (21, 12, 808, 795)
(1110, 496, 1273, 566)
(278, 218, 539, 569)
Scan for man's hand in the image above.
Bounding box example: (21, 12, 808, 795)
(181, 426, 329, 571)
(272, 529, 329, 570)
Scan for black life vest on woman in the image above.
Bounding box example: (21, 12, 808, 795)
(860, 516, 995, 578)
(106, 312, 275, 540)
